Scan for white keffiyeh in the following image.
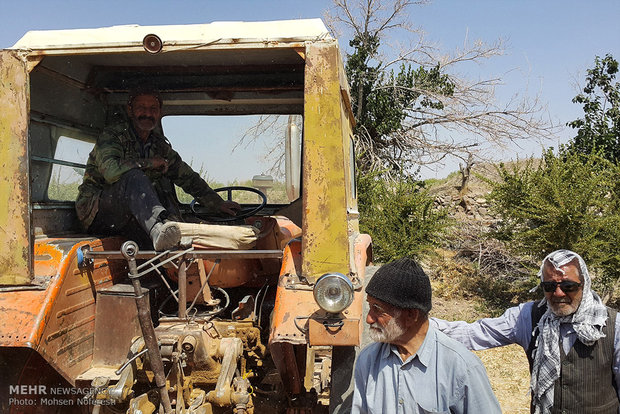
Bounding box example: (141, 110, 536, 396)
(529, 250, 608, 414)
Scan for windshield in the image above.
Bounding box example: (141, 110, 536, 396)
(161, 115, 301, 205)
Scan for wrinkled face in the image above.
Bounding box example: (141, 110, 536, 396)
(128, 94, 161, 135)
(366, 296, 407, 343)
(542, 260, 583, 317)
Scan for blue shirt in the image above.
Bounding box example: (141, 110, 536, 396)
(431, 302, 620, 403)
(352, 325, 502, 414)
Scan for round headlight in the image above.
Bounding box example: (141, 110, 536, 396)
(313, 273, 354, 314)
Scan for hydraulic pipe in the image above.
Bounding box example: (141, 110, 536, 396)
(121, 241, 173, 414)
(178, 259, 188, 319)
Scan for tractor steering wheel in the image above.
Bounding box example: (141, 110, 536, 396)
(190, 186, 267, 222)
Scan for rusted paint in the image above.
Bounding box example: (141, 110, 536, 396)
(0, 290, 47, 346)
(354, 233, 373, 270)
(301, 42, 351, 282)
(280, 239, 302, 277)
(270, 241, 365, 347)
(46, 315, 96, 342)
(0, 236, 117, 385)
(34, 242, 66, 277)
(270, 234, 370, 347)
(306, 278, 364, 347)
(269, 341, 304, 395)
(55, 298, 96, 318)
(308, 317, 360, 346)
(56, 333, 94, 356)
(0, 50, 31, 285)
(65, 278, 112, 296)
(37, 238, 117, 384)
(67, 349, 94, 366)
(270, 242, 308, 345)
(0, 239, 88, 348)
(270, 287, 317, 346)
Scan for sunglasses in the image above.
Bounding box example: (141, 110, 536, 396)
(540, 281, 582, 293)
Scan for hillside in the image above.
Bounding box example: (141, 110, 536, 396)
(423, 161, 535, 413)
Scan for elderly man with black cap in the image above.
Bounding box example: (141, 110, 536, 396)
(432, 249, 620, 414)
(352, 257, 501, 414)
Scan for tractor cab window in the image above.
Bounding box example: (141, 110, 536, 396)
(161, 115, 302, 207)
(45, 132, 95, 201)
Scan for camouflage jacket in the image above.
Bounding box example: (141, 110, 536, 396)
(76, 120, 223, 229)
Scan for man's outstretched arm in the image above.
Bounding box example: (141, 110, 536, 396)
(430, 301, 535, 351)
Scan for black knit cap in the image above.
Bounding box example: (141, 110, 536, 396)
(366, 257, 432, 312)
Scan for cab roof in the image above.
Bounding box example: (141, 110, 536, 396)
(10, 19, 332, 51)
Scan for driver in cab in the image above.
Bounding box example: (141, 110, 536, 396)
(76, 88, 240, 251)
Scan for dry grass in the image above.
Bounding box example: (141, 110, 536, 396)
(432, 295, 531, 413)
(474, 345, 531, 413)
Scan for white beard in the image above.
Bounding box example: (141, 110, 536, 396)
(369, 311, 406, 343)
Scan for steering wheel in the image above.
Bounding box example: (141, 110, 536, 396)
(190, 186, 267, 222)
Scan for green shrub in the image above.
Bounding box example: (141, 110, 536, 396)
(358, 169, 451, 262)
(488, 150, 620, 297)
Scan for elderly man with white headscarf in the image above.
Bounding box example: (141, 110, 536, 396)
(431, 249, 620, 414)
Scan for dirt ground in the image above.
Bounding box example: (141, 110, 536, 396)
(433, 296, 531, 413)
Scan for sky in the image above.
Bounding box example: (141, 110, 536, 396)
(2, 0, 619, 180)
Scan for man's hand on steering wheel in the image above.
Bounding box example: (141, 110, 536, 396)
(191, 186, 266, 222)
(220, 200, 241, 216)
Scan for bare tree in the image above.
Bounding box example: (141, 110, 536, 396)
(324, 0, 557, 176)
(458, 153, 475, 208)
(233, 115, 303, 180)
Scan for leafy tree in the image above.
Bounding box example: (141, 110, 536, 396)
(347, 32, 455, 174)
(357, 168, 450, 262)
(327, 0, 554, 268)
(327, 0, 554, 174)
(488, 150, 620, 299)
(567, 54, 620, 163)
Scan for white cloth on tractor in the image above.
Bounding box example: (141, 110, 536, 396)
(176, 222, 260, 249)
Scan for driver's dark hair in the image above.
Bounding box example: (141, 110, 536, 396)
(128, 86, 163, 108)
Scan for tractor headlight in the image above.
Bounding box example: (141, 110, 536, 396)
(313, 273, 354, 314)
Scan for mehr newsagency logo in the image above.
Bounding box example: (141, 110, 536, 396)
(7, 385, 116, 407)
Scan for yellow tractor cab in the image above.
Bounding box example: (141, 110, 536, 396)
(0, 19, 371, 414)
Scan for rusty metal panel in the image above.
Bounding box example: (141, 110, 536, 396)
(302, 42, 350, 282)
(37, 239, 115, 385)
(0, 240, 73, 348)
(0, 237, 118, 384)
(91, 285, 144, 367)
(0, 289, 47, 347)
(270, 242, 364, 347)
(269, 243, 306, 345)
(308, 282, 364, 347)
(270, 286, 316, 346)
(308, 318, 360, 346)
(269, 341, 304, 395)
(0, 50, 31, 285)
